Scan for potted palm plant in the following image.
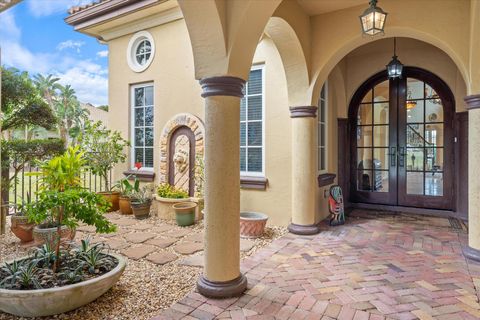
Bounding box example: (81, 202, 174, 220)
(80, 121, 129, 212)
(130, 184, 154, 219)
(113, 176, 139, 215)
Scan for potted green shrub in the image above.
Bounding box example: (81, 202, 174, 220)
(154, 183, 190, 220)
(113, 175, 139, 215)
(27, 147, 115, 249)
(130, 184, 154, 220)
(80, 121, 129, 212)
(10, 193, 35, 243)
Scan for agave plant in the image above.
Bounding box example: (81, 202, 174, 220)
(58, 265, 84, 285)
(32, 242, 57, 268)
(0, 260, 23, 288)
(16, 260, 41, 289)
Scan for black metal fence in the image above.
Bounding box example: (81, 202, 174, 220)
(7, 164, 112, 215)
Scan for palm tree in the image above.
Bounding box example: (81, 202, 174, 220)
(33, 74, 60, 108)
(56, 84, 78, 145)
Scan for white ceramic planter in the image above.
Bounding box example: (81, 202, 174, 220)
(153, 195, 191, 220)
(240, 211, 268, 238)
(0, 253, 126, 317)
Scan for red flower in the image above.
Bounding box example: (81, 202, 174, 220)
(134, 162, 143, 170)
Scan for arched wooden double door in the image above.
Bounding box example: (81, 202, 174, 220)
(349, 67, 454, 210)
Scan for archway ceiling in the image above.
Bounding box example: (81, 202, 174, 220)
(297, 0, 366, 16)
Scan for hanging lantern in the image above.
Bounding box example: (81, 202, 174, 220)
(359, 0, 388, 36)
(387, 38, 403, 79)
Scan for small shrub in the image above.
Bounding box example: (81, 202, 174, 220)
(157, 183, 188, 199)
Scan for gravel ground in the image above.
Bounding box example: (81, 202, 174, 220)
(0, 215, 287, 320)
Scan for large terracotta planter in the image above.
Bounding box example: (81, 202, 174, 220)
(10, 215, 35, 243)
(0, 253, 126, 317)
(240, 212, 268, 238)
(131, 200, 151, 220)
(98, 191, 120, 212)
(32, 225, 75, 247)
(172, 201, 197, 226)
(153, 195, 190, 220)
(119, 196, 132, 215)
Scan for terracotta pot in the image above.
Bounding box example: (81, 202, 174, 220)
(172, 202, 197, 226)
(154, 196, 191, 220)
(119, 196, 132, 215)
(10, 215, 35, 243)
(98, 191, 120, 212)
(240, 212, 268, 238)
(32, 225, 76, 247)
(131, 200, 151, 220)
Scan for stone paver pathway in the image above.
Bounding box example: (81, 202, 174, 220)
(155, 210, 480, 320)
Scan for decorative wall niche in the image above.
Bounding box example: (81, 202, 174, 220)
(159, 114, 204, 196)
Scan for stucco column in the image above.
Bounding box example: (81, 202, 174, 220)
(465, 95, 480, 260)
(288, 106, 319, 235)
(196, 76, 247, 298)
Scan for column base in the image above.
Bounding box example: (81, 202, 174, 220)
(288, 223, 320, 235)
(464, 245, 480, 262)
(197, 274, 247, 299)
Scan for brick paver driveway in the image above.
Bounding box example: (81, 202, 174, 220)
(156, 210, 480, 320)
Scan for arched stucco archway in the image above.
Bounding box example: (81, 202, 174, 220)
(309, 27, 470, 106)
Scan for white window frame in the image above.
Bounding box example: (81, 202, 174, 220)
(240, 64, 265, 177)
(318, 82, 328, 173)
(130, 82, 154, 171)
(126, 31, 155, 73)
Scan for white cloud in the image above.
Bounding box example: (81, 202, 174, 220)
(57, 40, 85, 53)
(96, 50, 108, 58)
(0, 10, 108, 106)
(26, 0, 94, 17)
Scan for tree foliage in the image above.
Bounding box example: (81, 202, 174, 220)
(80, 121, 130, 190)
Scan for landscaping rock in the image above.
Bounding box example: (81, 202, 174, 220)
(165, 229, 191, 238)
(146, 237, 178, 248)
(105, 238, 130, 250)
(124, 232, 155, 243)
(151, 225, 174, 233)
(173, 242, 204, 255)
(121, 245, 156, 260)
(179, 255, 204, 267)
(184, 233, 204, 243)
(129, 223, 154, 231)
(240, 239, 255, 252)
(114, 218, 137, 226)
(146, 252, 178, 265)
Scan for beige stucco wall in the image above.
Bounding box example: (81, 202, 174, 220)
(108, 19, 203, 183)
(239, 38, 293, 226)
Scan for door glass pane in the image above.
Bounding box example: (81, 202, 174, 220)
(425, 83, 438, 100)
(407, 172, 423, 195)
(357, 170, 373, 191)
(145, 107, 153, 126)
(425, 124, 443, 147)
(374, 171, 389, 192)
(358, 104, 372, 125)
(247, 96, 262, 120)
(357, 148, 372, 169)
(362, 90, 372, 103)
(426, 99, 443, 123)
(240, 148, 246, 171)
(406, 100, 424, 123)
(247, 122, 262, 146)
(373, 125, 389, 147)
(407, 78, 423, 99)
(406, 148, 424, 171)
(373, 148, 389, 169)
(134, 108, 144, 127)
(374, 103, 389, 124)
(425, 172, 443, 196)
(406, 124, 424, 147)
(247, 148, 262, 172)
(425, 147, 443, 171)
(374, 80, 389, 102)
(357, 126, 373, 147)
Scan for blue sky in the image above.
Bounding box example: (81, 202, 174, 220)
(0, 0, 108, 106)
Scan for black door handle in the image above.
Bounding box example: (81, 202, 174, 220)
(398, 147, 406, 167)
(387, 147, 396, 167)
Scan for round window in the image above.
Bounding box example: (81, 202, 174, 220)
(127, 31, 155, 72)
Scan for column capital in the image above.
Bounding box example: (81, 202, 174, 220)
(200, 76, 246, 98)
(289, 106, 317, 118)
(464, 94, 480, 110)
